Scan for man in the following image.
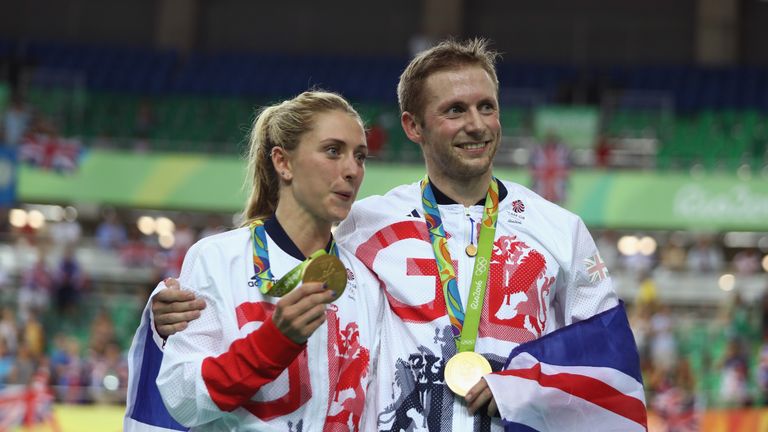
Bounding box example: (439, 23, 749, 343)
(127, 39, 623, 431)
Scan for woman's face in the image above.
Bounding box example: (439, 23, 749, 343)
(285, 110, 367, 224)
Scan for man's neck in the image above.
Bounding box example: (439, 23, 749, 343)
(428, 171, 493, 207)
(275, 201, 332, 258)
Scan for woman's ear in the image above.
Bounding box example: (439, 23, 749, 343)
(271, 146, 292, 182)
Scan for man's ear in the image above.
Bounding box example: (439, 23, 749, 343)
(401, 111, 423, 145)
(271, 146, 292, 182)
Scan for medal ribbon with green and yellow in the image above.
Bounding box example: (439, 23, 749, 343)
(249, 219, 338, 297)
(420, 176, 499, 352)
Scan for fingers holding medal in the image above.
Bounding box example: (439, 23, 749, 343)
(302, 254, 347, 301)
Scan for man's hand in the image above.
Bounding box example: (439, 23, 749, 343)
(152, 278, 206, 339)
(272, 282, 336, 344)
(465, 377, 499, 417)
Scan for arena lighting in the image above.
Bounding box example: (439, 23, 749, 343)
(758, 236, 768, 252)
(762, 255, 768, 273)
(64, 206, 78, 222)
(27, 204, 65, 222)
(137, 216, 156, 235)
(617, 235, 639, 256)
(8, 208, 27, 228)
(718, 274, 735, 291)
(155, 217, 176, 236)
(511, 148, 529, 165)
(27, 210, 45, 229)
(637, 236, 657, 256)
(158, 232, 175, 249)
(724, 232, 759, 248)
(103, 375, 119, 391)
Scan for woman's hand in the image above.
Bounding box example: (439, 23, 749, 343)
(272, 282, 336, 344)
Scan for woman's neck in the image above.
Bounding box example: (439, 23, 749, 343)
(274, 203, 332, 258)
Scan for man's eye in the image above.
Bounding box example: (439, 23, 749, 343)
(481, 104, 496, 113)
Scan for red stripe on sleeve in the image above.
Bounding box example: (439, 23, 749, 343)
(202, 317, 305, 412)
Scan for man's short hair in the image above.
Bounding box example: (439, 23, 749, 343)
(397, 38, 500, 119)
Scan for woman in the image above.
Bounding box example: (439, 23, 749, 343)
(153, 91, 382, 430)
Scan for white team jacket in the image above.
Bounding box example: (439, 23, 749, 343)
(129, 224, 383, 431)
(335, 179, 619, 432)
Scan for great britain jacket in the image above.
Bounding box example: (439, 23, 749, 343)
(334, 179, 618, 432)
(126, 220, 383, 431)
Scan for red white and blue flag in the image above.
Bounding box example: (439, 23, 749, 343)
(484, 302, 647, 432)
(19, 134, 82, 173)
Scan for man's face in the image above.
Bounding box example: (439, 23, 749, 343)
(405, 66, 501, 183)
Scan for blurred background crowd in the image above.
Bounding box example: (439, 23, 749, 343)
(1, 0, 768, 430)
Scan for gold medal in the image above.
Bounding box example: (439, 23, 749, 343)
(465, 244, 477, 257)
(302, 254, 347, 299)
(444, 351, 492, 396)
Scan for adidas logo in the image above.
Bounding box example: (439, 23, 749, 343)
(248, 274, 258, 288)
(406, 209, 420, 218)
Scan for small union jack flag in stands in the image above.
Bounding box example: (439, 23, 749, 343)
(530, 140, 570, 204)
(585, 252, 609, 282)
(19, 133, 82, 173)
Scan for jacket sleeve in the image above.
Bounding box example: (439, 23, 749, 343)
(156, 242, 305, 427)
(557, 217, 619, 326)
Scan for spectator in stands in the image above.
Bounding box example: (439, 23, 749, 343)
(133, 99, 155, 152)
(88, 340, 128, 404)
(2, 92, 31, 146)
(717, 337, 751, 408)
(22, 311, 45, 359)
(0, 307, 18, 355)
(88, 308, 116, 355)
(7, 343, 37, 386)
(659, 233, 688, 272)
(594, 133, 612, 168)
(365, 121, 387, 157)
(51, 336, 86, 403)
(757, 332, 768, 405)
(18, 253, 52, 322)
(120, 225, 155, 267)
(686, 234, 724, 273)
(48, 216, 82, 248)
(649, 357, 698, 431)
(53, 245, 87, 315)
(733, 248, 761, 276)
(95, 209, 128, 250)
(0, 338, 12, 385)
(595, 230, 620, 271)
(649, 304, 678, 374)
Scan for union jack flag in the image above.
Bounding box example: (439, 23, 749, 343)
(585, 252, 609, 282)
(530, 142, 570, 204)
(19, 133, 82, 173)
(484, 302, 647, 432)
(0, 372, 58, 431)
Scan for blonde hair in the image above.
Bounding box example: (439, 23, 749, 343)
(397, 38, 500, 119)
(241, 90, 362, 225)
